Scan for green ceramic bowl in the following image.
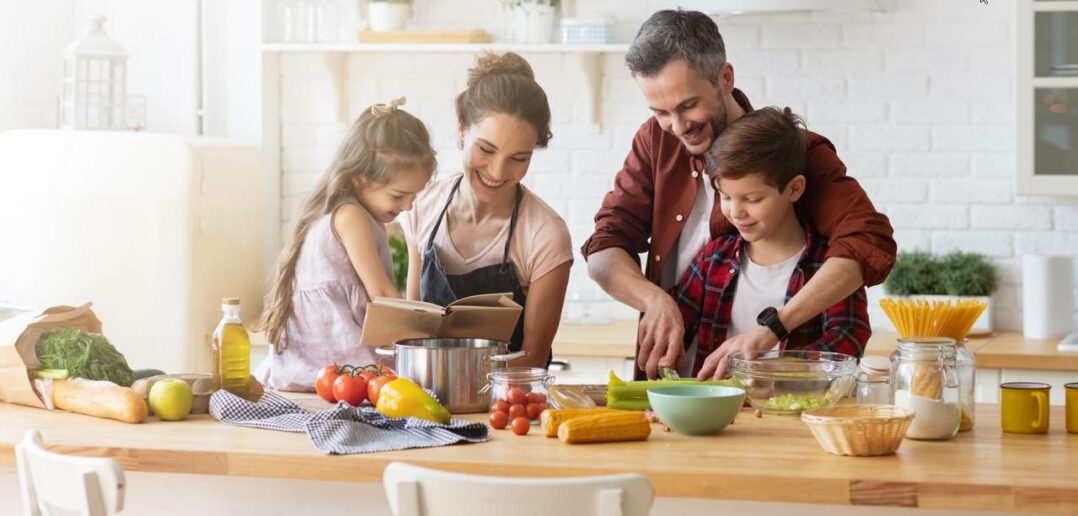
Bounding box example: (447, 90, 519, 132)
(646, 385, 746, 436)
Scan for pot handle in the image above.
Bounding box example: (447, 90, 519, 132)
(490, 350, 527, 362)
(375, 345, 396, 357)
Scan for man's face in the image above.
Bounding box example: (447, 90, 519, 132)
(636, 59, 732, 155)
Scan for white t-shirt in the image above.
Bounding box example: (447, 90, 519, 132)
(401, 174, 574, 292)
(728, 246, 806, 344)
(662, 172, 715, 290)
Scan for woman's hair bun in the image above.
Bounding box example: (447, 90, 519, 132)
(466, 51, 535, 88)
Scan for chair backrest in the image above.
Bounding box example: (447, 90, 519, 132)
(15, 429, 125, 516)
(383, 462, 654, 516)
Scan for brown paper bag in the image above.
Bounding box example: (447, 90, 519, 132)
(0, 303, 102, 409)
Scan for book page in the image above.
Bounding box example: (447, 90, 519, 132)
(371, 296, 447, 315)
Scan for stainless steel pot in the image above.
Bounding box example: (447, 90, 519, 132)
(376, 338, 526, 413)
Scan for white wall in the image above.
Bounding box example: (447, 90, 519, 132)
(275, 0, 1078, 332)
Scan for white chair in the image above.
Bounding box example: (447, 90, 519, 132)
(382, 461, 653, 516)
(15, 429, 125, 516)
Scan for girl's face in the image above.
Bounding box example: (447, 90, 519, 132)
(459, 113, 538, 205)
(353, 165, 430, 224)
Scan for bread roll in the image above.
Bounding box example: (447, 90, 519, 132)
(53, 378, 148, 423)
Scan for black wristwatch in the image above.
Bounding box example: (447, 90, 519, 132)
(757, 307, 790, 341)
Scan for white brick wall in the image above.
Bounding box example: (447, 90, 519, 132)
(274, 0, 1078, 331)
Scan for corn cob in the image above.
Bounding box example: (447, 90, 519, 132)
(540, 408, 621, 437)
(557, 411, 652, 444)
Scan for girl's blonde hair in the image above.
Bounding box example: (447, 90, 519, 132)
(259, 99, 436, 350)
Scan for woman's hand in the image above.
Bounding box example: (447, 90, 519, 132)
(512, 262, 571, 368)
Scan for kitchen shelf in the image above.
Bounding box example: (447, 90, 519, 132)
(261, 42, 628, 131)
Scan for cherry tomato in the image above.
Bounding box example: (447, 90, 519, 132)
(315, 365, 341, 403)
(508, 403, 526, 420)
(491, 399, 510, 414)
(368, 374, 397, 406)
(526, 392, 547, 404)
(489, 410, 509, 430)
(507, 387, 526, 405)
(332, 373, 367, 406)
(525, 402, 542, 420)
(511, 417, 530, 436)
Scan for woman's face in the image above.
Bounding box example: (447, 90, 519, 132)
(459, 113, 538, 205)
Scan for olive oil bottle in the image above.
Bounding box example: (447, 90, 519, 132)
(212, 297, 251, 399)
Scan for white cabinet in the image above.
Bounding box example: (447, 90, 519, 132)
(1016, 0, 1078, 196)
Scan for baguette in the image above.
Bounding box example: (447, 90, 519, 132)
(53, 378, 148, 423)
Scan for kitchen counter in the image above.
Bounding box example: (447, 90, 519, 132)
(1, 397, 1075, 513)
(553, 322, 1078, 371)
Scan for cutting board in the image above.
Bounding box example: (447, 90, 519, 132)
(357, 29, 493, 44)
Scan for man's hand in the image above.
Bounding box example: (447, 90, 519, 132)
(637, 292, 685, 379)
(695, 325, 779, 380)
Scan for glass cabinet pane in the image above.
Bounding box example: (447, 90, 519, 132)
(1034, 88, 1078, 176)
(1035, 12, 1078, 77)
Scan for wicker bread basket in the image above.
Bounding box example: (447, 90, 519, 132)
(801, 404, 915, 456)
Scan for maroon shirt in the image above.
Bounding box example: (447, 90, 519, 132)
(581, 89, 896, 287)
(673, 226, 871, 377)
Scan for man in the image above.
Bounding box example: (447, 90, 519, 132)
(581, 10, 896, 380)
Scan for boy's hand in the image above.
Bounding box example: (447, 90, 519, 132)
(637, 292, 685, 379)
(695, 326, 778, 380)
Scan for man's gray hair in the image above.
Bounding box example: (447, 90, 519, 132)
(625, 10, 727, 84)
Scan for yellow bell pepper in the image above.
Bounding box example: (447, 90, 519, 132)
(375, 378, 451, 424)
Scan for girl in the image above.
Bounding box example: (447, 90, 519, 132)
(256, 98, 436, 391)
(403, 53, 573, 368)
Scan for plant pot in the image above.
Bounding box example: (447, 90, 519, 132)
(510, 4, 557, 44)
(368, 3, 410, 32)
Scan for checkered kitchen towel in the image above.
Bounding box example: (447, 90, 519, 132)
(209, 390, 489, 455)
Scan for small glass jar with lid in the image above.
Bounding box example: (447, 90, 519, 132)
(856, 355, 891, 405)
(890, 337, 961, 441)
(484, 367, 553, 423)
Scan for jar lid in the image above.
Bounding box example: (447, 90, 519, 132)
(221, 297, 240, 305)
(858, 355, 890, 378)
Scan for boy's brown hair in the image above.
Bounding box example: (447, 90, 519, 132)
(708, 106, 807, 192)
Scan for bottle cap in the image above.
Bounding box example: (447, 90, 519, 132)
(222, 297, 241, 305)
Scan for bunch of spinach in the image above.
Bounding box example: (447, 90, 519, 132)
(35, 328, 134, 386)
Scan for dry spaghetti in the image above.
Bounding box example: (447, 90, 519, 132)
(879, 298, 987, 341)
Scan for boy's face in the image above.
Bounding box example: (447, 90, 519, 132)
(716, 172, 806, 242)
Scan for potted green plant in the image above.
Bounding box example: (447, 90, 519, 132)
(883, 250, 998, 333)
(368, 0, 412, 32)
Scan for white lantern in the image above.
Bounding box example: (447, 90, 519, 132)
(59, 16, 127, 130)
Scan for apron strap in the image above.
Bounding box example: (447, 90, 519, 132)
(502, 185, 524, 264)
(426, 176, 463, 250)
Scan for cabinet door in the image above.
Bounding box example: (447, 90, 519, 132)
(1032, 88, 1078, 176)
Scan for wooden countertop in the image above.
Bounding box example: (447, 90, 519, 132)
(553, 322, 1078, 371)
(1, 397, 1076, 513)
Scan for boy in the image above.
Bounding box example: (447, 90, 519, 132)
(673, 107, 871, 380)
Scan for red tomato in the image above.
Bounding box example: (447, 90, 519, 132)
(508, 403, 526, 420)
(332, 373, 367, 406)
(511, 417, 530, 436)
(357, 370, 377, 385)
(489, 410, 509, 430)
(526, 392, 547, 404)
(507, 387, 526, 405)
(368, 374, 396, 406)
(491, 399, 510, 413)
(315, 365, 341, 403)
(377, 364, 396, 376)
(525, 402, 542, 420)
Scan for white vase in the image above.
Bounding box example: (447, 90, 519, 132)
(511, 4, 556, 44)
(368, 3, 410, 32)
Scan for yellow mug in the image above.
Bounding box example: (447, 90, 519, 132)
(1066, 382, 1078, 434)
(1001, 382, 1050, 434)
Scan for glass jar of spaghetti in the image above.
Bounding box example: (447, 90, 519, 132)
(890, 337, 960, 440)
(956, 340, 976, 431)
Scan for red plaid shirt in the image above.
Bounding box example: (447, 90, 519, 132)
(673, 225, 870, 376)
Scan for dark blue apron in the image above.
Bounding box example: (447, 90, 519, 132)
(420, 177, 548, 363)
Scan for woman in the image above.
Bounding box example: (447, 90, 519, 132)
(402, 52, 572, 368)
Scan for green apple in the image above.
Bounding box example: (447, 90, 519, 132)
(149, 379, 193, 421)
